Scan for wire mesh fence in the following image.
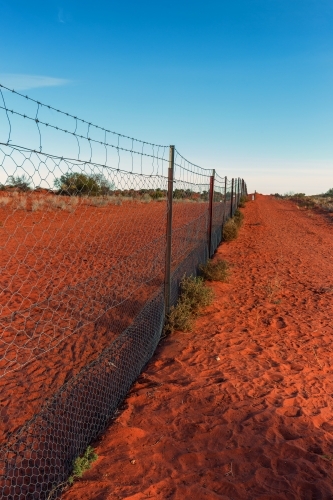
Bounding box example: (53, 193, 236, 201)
(0, 83, 247, 499)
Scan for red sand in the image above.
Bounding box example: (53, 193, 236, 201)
(62, 195, 333, 499)
(0, 197, 209, 441)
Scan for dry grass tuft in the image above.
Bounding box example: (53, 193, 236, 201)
(223, 218, 239, 241)
(0, 196, 11, 208)
(223, 208, 244, 241)
(200, 259, 229, 282)
(234, 208, 244, 227)
(238, 195, 248, 208)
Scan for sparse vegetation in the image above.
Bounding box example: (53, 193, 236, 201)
(165, 275, 214, 333)
(54, 172, 113, 196)
(16, 197, 27, 210)
(234, 208, 244, 227)
(272, 190, 333, 213)
(238, 195, 248, 208)
(200, 259, 229, 282)
(68, 446, 98, 485)
(0, 196, 11, 208)
(222, 205, 245, 241)
(323, 188, 333, 197)
(6, 175, 31, 192)
(165, 298, 194, 333)
(141, 193, 152, 203)
(46, 445, 98, 499)
(223, 218, 239, 241)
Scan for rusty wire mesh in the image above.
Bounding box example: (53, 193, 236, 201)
(0, 83, 247, 499)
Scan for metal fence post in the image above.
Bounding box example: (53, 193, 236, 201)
(230, 178, 234, 218)
(223, 176, 227, 223)
(208, 169, 215, 258)
(164, 145, 174, 318)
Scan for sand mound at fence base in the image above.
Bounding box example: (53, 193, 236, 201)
(62, 194, 333, 500)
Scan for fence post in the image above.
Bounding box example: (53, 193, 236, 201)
(208, 169, 215, 258)
(230, 178, 234, 218)
(223, 176, 227, 223)
(164, 145, 175, 318)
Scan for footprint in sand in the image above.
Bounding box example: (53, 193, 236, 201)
(273, 316, 287, 329)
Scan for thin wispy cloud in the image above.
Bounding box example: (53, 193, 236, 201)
(58, 8, 65, 24)
(0, 74, 70, 91)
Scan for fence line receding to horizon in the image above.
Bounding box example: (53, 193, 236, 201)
(0, 83, 247, 499)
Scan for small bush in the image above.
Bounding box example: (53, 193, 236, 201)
(7, 175, 31, 192)
(238, 195, 248, 208)
(223, 218, 239, 241)
(200, 259, 229, 282)
(54, 172, 113, 196)
(165, 275, 213, 333)
(180, 275, 213, 311)
(68, 446, 98, 485)
(166, 299, 194, 333)
(234, 209, 244, 227)
(323, 188, 333, 197)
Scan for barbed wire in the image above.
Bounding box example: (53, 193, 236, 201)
(174, 148, 214, 177)
(0, 83, 167, 149)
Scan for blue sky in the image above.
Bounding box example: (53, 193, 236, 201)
(1, 0, 333, 194)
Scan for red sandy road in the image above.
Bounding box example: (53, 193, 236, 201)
(0, 199, 210, 441)
(63, 195, 333, 500)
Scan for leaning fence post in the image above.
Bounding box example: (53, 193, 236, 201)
(208, 169, 215, 258)
(164, 145, 175, 318)
(230, 178, 234, 218)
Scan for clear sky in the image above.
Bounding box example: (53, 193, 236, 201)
(1, 0, 332, 194)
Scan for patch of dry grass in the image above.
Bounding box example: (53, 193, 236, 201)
(223, 218, 239, 241)
(200, 259, 229, 282)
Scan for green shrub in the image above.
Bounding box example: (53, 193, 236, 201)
(166, 299, 194, 333)
(7, 175, 31, 191)
(68, 446, 98, 485)
(200, 259, 229, 282)
(323, 188, 333, 197)
(165, 275, 213, 333)
(54, 172, 113, 196)
(223, 218, 239, 241)
(180, 275, 213, 311)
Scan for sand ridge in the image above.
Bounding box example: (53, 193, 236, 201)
(62, 195, 333, 500)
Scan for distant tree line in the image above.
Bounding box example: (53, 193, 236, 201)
(0, 172, 236, 201)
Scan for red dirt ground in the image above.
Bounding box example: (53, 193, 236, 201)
(0, 196, 211, 441)
(62, 195, 333, 500)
